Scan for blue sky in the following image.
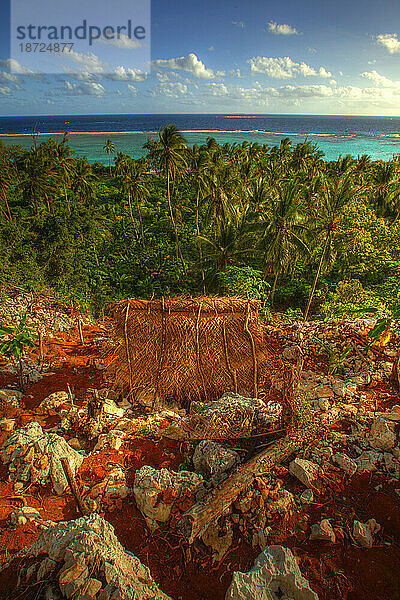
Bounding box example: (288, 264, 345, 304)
(1, 0, 400, 115)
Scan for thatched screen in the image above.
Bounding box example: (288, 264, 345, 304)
(111, 296, 273, 404)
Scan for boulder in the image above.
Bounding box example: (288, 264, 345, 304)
(289, 458, 319, 488)
(17, 513, 172, 599)
(226, 544, 318, 600)
(0, 422, 84, 494)
(193, 440, 240, 481)
(162, 392, 282, 440)
(133, 465, 203, 531)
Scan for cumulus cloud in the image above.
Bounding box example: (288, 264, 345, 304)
(249, 56, 332, 79)
(154, 82, 188, 97)
(267, 22, 298, 35)
(127, 84, 138, 95)
(152, 53, 218, 79)
(95, 33, 141, 50)
(230, 68, 242, 77)
(361, 70, 400, 88)
(0, 85, 12, 95)
(376, 34, 400, 53)
(232, 21, 245, 28)
(205, 82, 229, 96)
(104, 66, 147, 81)
(63, 80, 105, 95)
(61, 50, 108, 73)
(0, 58, 42, 78)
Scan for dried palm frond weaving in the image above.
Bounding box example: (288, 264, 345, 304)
(111, 296, 280, 404)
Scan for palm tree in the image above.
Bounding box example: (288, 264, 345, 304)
(371, 162, 400, 221)
(144, 124, 187, 266)
(72, 158, 97, 204)
(103, 139, 116, 175)
(119, 158, 149, 245)
(257, 180, 309, 305)
(303, 173, 363, 320)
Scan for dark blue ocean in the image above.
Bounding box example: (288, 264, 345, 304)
(0, 114, 399, 162)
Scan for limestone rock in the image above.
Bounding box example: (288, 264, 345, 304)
(226, 544, 318, 600)
(332, 381, 357, 398)
(193, 440, 240, 480)
(11, 506, 42, 526)
(310, 519, 335, 543)
(40, 391, 70, 410)
(162, 393, 282, 440)
(353, 519, 381, 548)
(369, 419, 396, 451)
(0, 422, 84, 494)
(289, 458, 319, 488)
(300, 489, 314, 504)
(19, 513, 172, 599)
(133, 465, 203, 530)
(202, 520, 233, 561)
(265, 489, 294, 515)
(355, 451, 382, 473)
(332, 453, 357, 476)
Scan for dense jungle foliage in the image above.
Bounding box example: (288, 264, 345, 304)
(0, 124, 400, 319)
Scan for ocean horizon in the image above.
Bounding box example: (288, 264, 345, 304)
(1, 113, 400, 163)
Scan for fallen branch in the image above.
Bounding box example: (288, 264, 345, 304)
(176, 412, 338, 543)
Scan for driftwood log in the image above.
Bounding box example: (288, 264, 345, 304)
(176, 413, 338, 543)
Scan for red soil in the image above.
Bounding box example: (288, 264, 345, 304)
(0, 322, 399, 600)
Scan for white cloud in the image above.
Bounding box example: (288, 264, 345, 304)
(267, 22, 298, 35)
(152, 53, 217, 79)
(205, 82, 229, 96)
(104, 66, 147, 81)
(249, 56, 332, 79)
(95, 33, 141, 50)
(0, 58, 41, 78)
(230, 68, 242, 77)
(208, 46, 215, 51)
(361, 69, 400, 88)
(376, 34, 400, 53)
(127, 84, 138, 95)
(154, 82, 188, 97)
(63, 80, 105, 95)
(61, 50, 108, 73)
(232, 21, 245, 28)
(0, 85, 12, 95)
(0, 70, 20, 85)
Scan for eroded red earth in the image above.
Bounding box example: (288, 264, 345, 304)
(0, 321, 399, 600)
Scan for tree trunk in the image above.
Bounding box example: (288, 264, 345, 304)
(176, 413, 337, 543)
(195, 189, 206, 292)
(270, 272, 278, 306)
(166, 170, 185, 270)
(303, 232, 331, 321)
(135, 194, 145, 246)
(1, 188, 11, 220)
(127, 191, 140, 242)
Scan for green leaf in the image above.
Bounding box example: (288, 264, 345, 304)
(368, 320, 389, 341)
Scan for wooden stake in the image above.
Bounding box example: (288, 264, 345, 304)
(60, 457, 90, 516)
(78, 318, 84, 345)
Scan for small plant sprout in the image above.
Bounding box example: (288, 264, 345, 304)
(0, 314, 38, 390)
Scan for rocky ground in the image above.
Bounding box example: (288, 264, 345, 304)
(0, 294, 399, 599)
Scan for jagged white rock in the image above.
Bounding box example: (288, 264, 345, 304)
(289, 458, 319, 488)
(133, 465, 203, 531)
(226, 544, 318, 599)
(20, 513, 172, 599)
